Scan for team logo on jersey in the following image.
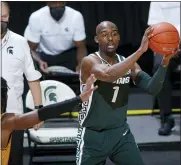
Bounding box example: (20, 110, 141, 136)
(44, 86, 57, 103)
(113, 69, 131, 85)
(65, 27, 69, 32)
(7, 46, 13, 55)
(113, 77, 130, 85)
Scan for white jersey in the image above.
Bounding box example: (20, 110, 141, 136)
(1, 30, 42, 114)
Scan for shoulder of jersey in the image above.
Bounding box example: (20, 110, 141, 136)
(117, 54, 126, 60)
(87, 53, 97, 58)
(30, 6, 48, 20)
(9, 31, 28, 44)
(66, 6, 83, 17)
(88, 53, 125, 59)
(88, 53, 95, 56)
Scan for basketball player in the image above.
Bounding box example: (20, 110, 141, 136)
(76, 21, 177, 165)
(1, 75, 97, 165)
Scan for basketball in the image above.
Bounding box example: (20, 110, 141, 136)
(149, 22, 180, 56)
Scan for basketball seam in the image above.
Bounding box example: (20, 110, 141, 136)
(151, 30, 178, 37)
(150, 39, 179, 44)
(149, 40, 163, 53)
(150, 30, 179, 44)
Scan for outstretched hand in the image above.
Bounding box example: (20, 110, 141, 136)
(80, 74, 98, 102)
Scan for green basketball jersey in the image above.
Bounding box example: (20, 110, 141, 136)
(79, 52, 131, 130)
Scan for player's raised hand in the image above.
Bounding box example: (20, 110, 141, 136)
(80, 74, 98, 102)
(139, 26, 153, 54)
(162, 47, 179, 67)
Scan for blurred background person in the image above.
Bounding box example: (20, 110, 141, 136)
(24, 1, 87, 73)
(148, 1, 180, 136)
(1, 2, 43, 165)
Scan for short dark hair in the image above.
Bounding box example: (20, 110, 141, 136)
(1, 77, 8, 114)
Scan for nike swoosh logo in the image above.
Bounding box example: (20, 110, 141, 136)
(123, 129, 129, 136)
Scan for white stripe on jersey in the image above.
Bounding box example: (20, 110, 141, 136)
(76, 127, 86, 165)
(78, 83, 94, 126)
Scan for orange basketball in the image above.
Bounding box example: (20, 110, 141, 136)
(149, 22, 180, 56)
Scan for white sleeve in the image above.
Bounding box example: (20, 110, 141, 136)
(73, 12, 86, 41)
(148, 2, 164, 25)
(23, 39, 42, 81)
(24, 13, 41, 43)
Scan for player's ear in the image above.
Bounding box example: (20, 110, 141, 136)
(94, 36, 98, 43)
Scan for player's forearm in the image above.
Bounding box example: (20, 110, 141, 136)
(38, 96, 82, 121)
(28, 80, 42, 106)
(13, 96, 82, 130)
(13, 111, 40, 130)
(102, 49, 143, 82)
(135, 66, 167, 96)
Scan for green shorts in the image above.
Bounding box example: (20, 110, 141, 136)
(76, 124, 144, 165)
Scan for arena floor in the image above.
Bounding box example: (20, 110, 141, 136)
(23, 151, 180, 165)
(23, 115, 180, 165)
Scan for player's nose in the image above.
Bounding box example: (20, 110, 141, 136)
(107, 34, 113, 41)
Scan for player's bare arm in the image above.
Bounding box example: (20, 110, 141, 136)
(1, 75, 97, 148)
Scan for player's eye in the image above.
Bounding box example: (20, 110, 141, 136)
(112, 32, 118, 36)
(102, 33, 107, 37)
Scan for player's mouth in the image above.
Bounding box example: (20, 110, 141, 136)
(107, 43, 115, 49)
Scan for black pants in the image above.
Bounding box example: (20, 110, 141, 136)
(157, 56, 180, 118)
(39, 48, 77, 71)
(8, 130, 24, 165)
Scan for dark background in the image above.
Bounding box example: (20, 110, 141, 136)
(7, 1, 154, 74)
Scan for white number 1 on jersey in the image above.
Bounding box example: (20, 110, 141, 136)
(112, 86, 119, 103)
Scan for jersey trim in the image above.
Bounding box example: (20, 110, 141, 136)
(94, 51, 125, 65)
(78, 84, 94, 126)
(76, 127, 86, 165)
(1, 30, 10, 50)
